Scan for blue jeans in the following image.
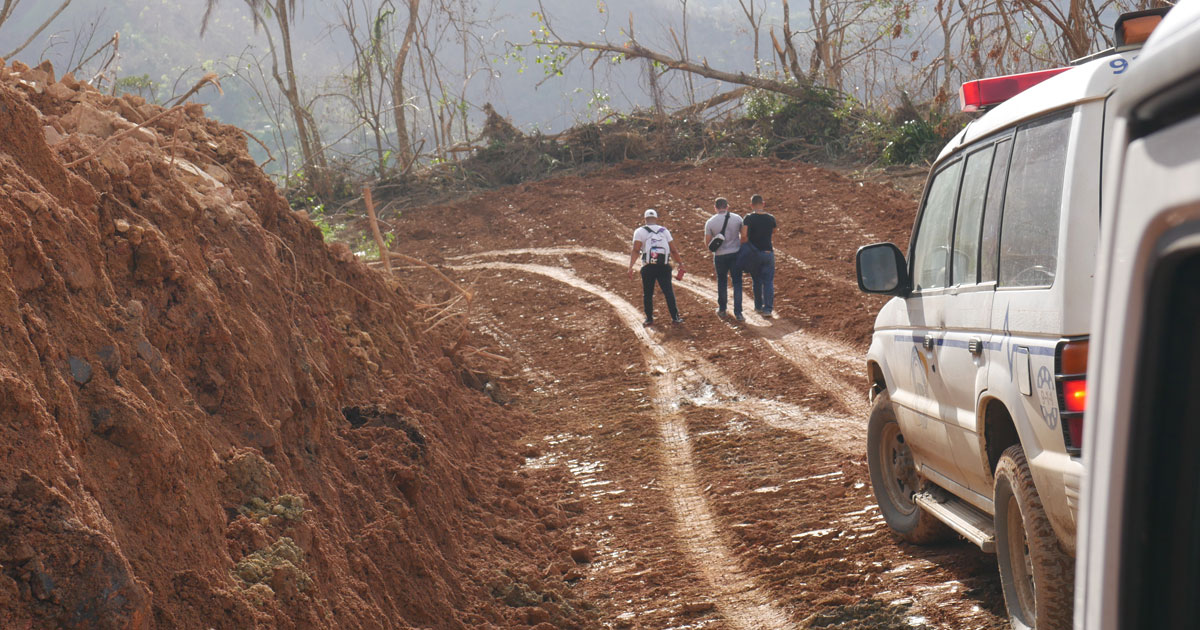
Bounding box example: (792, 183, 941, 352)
(751, 251, 775, 313)
(713, 253, 743, 317)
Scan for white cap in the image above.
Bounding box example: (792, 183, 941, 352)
(644, 209, 658, 218)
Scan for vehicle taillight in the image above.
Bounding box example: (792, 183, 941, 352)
(1056, 339, 1088, 456)
(1063, 379, 1086, 412)
(960, 68, 1070, 112)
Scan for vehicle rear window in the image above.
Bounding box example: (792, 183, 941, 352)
(999, 110, 1073, 287)
(912, 159, 964, 290)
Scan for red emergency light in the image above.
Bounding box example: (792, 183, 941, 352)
(960, 67, 1070, 112)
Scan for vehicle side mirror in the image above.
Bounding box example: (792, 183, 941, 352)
(856, 243, 910, 296)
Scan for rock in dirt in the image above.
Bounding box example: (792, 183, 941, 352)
(570, 546, 593, 564)
(66, 356, 92, 385)
(681, 601, 716, 614)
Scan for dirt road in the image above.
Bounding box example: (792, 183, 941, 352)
(395, 159, 1007, 628)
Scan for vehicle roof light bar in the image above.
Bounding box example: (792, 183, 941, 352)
(959, 67, 1070, 113)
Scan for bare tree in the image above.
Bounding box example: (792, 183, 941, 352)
(204, 0, 332, 200)
(2, 0, 73, 60)
(1016, 0, 1107, 61)
(737, 0, 765, 74)
(527, 6, 833, 103)
(673, 0, 695, 104)
(392, 0, 419, 167)
(337, 0, 397, 177)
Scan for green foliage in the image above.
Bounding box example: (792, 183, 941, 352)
(743, 83, 854, 159)
(879, 111, 967, 165)
(882, 118, 939, 164)
(356, 230, 395, 260)
(311, 214, 338, 242)
(114, 74, 159, 102)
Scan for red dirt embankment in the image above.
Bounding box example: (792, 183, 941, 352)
(0, 60, 586, 629)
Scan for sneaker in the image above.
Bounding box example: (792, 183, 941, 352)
(762, 310, 773, 318)
(672, 315, 684, 324)
(716, 309, 727, 318)
(735, 314, 746, 322)
(643, 317, 653, 326)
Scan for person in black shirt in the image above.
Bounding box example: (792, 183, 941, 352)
(740, 194, 777, 316)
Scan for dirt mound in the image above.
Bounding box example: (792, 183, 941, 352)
(0, 59, 588, 629)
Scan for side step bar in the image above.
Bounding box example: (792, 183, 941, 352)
(914, 492, 996, 553)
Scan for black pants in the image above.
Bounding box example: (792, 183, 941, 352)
(640, 264, 679, 320)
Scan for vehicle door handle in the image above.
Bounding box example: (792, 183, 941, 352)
(969, 337, 983, 355)
(923, 334, 935, 350)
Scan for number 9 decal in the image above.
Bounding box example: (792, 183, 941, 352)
(1110, 58, 1129, 74)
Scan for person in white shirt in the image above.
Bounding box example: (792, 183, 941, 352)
(628, 209, 685, 326)
(704, 197, 744, 321)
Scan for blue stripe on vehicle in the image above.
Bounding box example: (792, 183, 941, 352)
(890, 333, 1055, 355)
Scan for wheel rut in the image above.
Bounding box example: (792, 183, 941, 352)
(452, 260, 799, 629)
(452, 247, 868, 416)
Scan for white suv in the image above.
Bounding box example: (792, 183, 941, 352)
(855, 8, 1170, 628)
(1076, 2, 1200, 628)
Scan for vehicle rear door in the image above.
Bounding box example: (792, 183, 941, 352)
(940, 137, 1014, 500)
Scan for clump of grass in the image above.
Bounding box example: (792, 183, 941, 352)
(233, 538, 313, 592)
(239, 494, 307, 523)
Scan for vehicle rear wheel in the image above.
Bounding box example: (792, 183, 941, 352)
(994, 444, 1074, 630)
(866, 391, 951, 543)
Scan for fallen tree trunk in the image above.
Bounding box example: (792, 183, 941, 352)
(673, 86, 750, 119)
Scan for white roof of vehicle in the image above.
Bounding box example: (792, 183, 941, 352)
(936, 53, 1136, 162)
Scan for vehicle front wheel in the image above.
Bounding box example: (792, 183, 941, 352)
(866, 391, 950, 543)
(994, 444, 1074, 630)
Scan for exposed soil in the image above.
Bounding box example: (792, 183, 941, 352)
(0, 60, 593, 629)
(1, 54, 1007, 630)
(390, 159, 1009, 628)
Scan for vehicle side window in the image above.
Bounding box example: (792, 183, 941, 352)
(951, 145, 995, 286)
(999, 110, 1073, 287)
(911, 160, 964, 291)
(980, 138, 1014, 283)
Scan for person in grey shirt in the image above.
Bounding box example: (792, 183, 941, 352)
(704, 197, 744, 321)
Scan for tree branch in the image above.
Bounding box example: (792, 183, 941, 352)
(530, 35, 835, 101)
(4, 0, 72, 59)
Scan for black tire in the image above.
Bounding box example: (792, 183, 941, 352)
(866, 391, 951, 544)
(994, 444, 1074, 630)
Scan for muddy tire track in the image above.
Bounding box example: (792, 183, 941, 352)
(453, 261, 798, 629)
(452, 247, 868, 416)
